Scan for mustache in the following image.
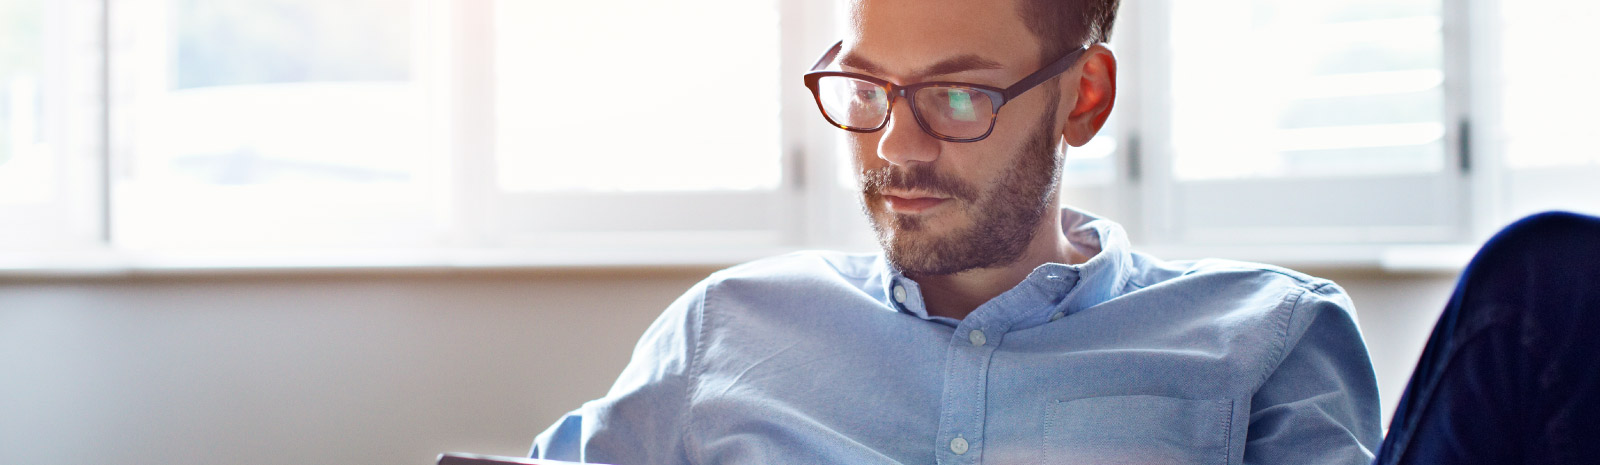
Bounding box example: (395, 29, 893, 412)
(860, 165, 978, 201)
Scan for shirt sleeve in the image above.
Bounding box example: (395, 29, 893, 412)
(1243, 282, 1384, 465)
(529, 280, 707, 465)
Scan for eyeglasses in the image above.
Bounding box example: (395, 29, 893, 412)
(803, 40, 1088, 143)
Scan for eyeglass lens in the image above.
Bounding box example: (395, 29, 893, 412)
(815, 76, 995, 139)
(817, 76, 890, 130)
(913, 85, 994, 138)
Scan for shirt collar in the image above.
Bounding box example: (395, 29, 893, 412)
(877, 207, 1135, 329)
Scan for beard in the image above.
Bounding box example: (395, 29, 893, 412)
(859, 101, 1063, 277)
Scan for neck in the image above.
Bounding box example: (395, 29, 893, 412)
(912, 209, 1092, 320)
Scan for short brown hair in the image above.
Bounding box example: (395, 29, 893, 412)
(1017, 0, 1119, 65)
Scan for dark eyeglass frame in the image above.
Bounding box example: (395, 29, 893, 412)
(803, 40, 1089, 143)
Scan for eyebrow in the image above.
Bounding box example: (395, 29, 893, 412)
(837, 52, 1005, 80)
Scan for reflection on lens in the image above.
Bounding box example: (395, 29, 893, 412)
(818, 76, 889, 130)
(915, 86, 993, 139)
(947, 90, 976, 121)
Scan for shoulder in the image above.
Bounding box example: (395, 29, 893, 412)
(1130, 253, 1339, 294)
(1128, 253, 1352, 316)
(1123, 252, 1360, 360)
(1160, 257, 1355, 327)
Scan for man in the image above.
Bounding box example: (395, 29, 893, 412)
(529, 0, 1383, 463)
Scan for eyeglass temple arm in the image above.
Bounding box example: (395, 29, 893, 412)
(1002, 46, 1089, 101)
(810, 40, 845, 72)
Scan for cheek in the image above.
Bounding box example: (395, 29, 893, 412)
(968, 111, 1055, 178)
(848, 133, 883, 169)
(998, 91, 1060, 137)
(946, 144, 1013, 186)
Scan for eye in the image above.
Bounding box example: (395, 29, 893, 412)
(932, 88, 980, 122)
(947, 90, 973, 110)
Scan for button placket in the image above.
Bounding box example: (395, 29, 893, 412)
(935, 315, 1006, 465)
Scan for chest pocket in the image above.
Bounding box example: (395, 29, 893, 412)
(1043, 395, 1233, 465)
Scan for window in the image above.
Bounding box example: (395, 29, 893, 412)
(1171, 1, 1447, 181)
(481, 0, 791, 245)
(494, 1, 781, 193)
(0, 0, 101, 251)
(2, 0, 1593, 269)
(1150, 0, 1465, 246)
(94, 0, 814, 251)
(1497, 0, 1600, 220)
(0, 0, 51, 210)
(108, 0, 445, 250)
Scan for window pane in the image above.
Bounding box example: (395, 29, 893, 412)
(0, 0, 50, 206)
(113, 0, 439, 248)
(1501, 1, 1600, 169)
(1169, 0, 1447, 180)
(1499, 0, 1600, 218)
(141, 0, 415, 186)
(494, 0, 782, 192)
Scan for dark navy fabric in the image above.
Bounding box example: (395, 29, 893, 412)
(1376, 211, 1600, 464)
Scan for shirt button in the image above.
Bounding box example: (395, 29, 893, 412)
(893, 285, 907, 304)
(1050, 311, 1065, 322)
(950, 437, 969, 455)
(969, 330, 986, 346)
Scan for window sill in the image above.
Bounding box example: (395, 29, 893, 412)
(1140, 243, 1477, 274)
(0, 242, 1476, 279)
(0, 245, 813, 278)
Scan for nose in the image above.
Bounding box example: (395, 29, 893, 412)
(876, 94, 940, 166)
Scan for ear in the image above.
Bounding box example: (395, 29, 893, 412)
(1060, 44, 1117, 147)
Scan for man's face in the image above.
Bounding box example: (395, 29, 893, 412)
(843, 0, 1066, 276)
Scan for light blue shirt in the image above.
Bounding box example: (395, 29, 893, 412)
(531, 209, 1382, 464)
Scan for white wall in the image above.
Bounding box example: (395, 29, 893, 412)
(0, 269, 707, 465)
(0, 265, 1458, 465)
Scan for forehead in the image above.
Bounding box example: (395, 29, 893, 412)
(845, 0, 1041, 74)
